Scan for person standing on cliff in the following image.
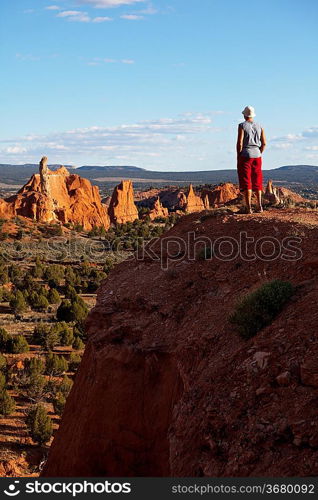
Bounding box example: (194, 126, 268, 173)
(236, 106, 266, 213)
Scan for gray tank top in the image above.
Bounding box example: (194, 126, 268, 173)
(239, 121, 262, 158)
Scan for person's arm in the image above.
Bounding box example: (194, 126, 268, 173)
(260, 128, 267, 154)
(236, 125, 244, 158)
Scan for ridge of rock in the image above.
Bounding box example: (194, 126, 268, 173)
(42, 209, 318, 477)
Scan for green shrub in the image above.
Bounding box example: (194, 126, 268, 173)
(26, 404, 53, 445)
(0, 373, 6, 391)
(59, 376, 73, 397)
(0, 328, 10, 351)
(48, 288, 61, 305)
(24, 358, 45, 377)
(57, 298, 88, 323)
(45, 354, 68, 376)
(0, 328, 29, 354)
(229, 280, 294, 339)
(9, 335, 29, 354)
(24, 374, 47, 403)
(72, 336, 84, 350)
(53, 392, 66, 416)
(33, 324, 59, 351)
(0, 354, 7, 372)
(0, 390, 15, 417)
(10, 290, 28, 315)
(69, 353, 82, 372)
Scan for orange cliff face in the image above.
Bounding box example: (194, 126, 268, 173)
(108, 180, 139, 224)
(0, 157, 110, 230)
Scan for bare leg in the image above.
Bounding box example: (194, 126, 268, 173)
(244, 189, 253, 213)
(256, 190, 263, 212)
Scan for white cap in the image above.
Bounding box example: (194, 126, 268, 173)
(242, 105, 256, 118)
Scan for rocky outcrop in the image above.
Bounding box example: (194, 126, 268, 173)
(0, 158, 110, 230)
(264, 180, 305, 205)
(202, 183, 241, 207)
(184, 184, 206, 213)
(148, 197, 169, 220)
(43, 210, 318, 477)
(108, 180, 139, 224)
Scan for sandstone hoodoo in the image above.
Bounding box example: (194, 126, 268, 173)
(265, 180, 305, 205)
(43, 209, 318, 477)
(0, 157, 110, 230)
(184, 184, 206, 213)
(108, 180, 139, 224)
(147, 197, 169, 220)
(202, 183, 241, 207)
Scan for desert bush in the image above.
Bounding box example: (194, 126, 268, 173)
(10, 290, 28, 315)
(45, 354, 68, 376)
(57, 297, 88, 324)
(24, 357, 45, 377)
(69, 353, 82, 372)
(9, 335, 29, 354)
(0, 328, 11, 351)
(0, 373, 6, 391)
(0, 329, 29, 354)
(59, 376, 73, 397)
(72, 336, 84, 350)
(24, 374, 47, 403)
(53, 392, 66, 416)
(26, 404, 53, 445)
(0, 389, 15, 417)
(48, 288, 60, 305)
(229, 280, 294, 339)
(0, 354, 6, 372)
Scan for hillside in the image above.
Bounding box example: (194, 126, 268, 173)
(1, 164, 318, 191)
(43, 208, 318, 477)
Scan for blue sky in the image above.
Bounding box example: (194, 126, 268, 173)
(1, 0, 318, 171)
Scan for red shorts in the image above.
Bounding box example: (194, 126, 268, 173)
(237, 156, 263, 191)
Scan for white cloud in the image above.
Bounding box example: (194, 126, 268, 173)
(92, 16, 113, 22)
(0, 113, 215, 164)
(87, 58, 134, 65)
(138, 4, 158, 15)
(57, 10, 90, 21)
(45, 5, 61, 10)
(75, 0, 144, 8)
(5, 146, 27, 154)
(16, 53, 41, 61)
(57, 10, 112, 22)
(121, 14, 144, 20)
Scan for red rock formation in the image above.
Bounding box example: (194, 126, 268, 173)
(202, 183, 241, 207)
(108, 180, 139, 224)
(0, 158, 110, 230)
(148, 197, 169, 220)
(43, 210, 318, 477)
(184, 184, 205, 213)
(264, 180, 305, 205)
